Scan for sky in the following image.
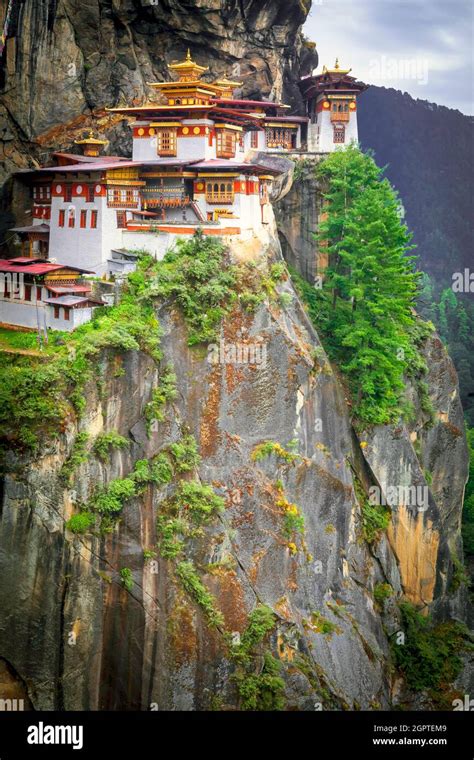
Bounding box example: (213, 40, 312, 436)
(303, 0, 474, 115)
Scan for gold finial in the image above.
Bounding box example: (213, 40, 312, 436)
(186, 48, 192, 62)
(335, 58, 340, 69)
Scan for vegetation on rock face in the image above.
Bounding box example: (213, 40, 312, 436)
(92, 431, 130, 462)
(175, 560, 224, 629)
(353, 475, 390, 544)
(130, 232, 237, 346)
(251, 440, 299, 464)
(0, 291, 162, 459)
(291, 146, 432, 427)
(392, 602, 472, 700)
(373, 582, 394, 607)
(65, 511, 95, 534)
(230, 605, 286, 711)
(145, 365, 177, 431)
(59, 432, 90, 484)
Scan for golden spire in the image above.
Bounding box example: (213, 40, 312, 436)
(74, 131, 108, 157)
(322, 58, 352, 76)
(168, 49, 208, 82)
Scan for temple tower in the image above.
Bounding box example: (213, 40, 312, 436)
(300, 59, 368, 152)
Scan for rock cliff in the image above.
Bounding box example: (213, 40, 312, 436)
(0, 220, 469, 709)
(0, 0, 471, 711)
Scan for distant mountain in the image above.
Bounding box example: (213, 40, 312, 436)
(359, 86, 474, 423)
(358, 86, 473, 285)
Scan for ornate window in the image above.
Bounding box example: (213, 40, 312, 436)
(265, 128, 293, 150)
(157, 128, 177, 156)
(91, 210, 98, 229)
(333, 125, 345, 143)
(58, 210, 65, 227)
(205, 180, 234, 204)
(68, 208, 75, 228)
(80, 210, 87, 228)
(330, 101, 350, 122)
(251, 131, 259, 149)
(216, 129, 236, 158)
(107, 187, 139, 208)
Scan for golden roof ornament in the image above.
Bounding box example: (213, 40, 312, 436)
(323, 57, 352, 76)
(74, 131, 108, 157)
(168, 48, 209, 82)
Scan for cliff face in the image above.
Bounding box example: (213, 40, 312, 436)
(0, 221, 469, 710)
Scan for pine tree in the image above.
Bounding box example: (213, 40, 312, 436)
(310, 146, 422, 424)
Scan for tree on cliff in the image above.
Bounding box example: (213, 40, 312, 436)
(307, 146, 423, 425)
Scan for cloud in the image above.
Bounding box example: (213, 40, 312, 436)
(303, 0, 473, 114)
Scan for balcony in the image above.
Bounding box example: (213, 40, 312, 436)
(205, 192, 234, 204)
(330, 110, 350, 122)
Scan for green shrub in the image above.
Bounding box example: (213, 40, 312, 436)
(174, 480, 225, 525)
(145, 366, 177, 429)
(175, 560, 224, 628)
(59, 432, 90, 484)
(353, 476, 390, 544)
(230, 606, 286, 711)
(93, 431, 129, 462)
(392, 602, 471, 694)
(149, 231, 237, 345)
(374, 582, 394, 606)
(251, 441, 298, 464)
(120, 567, 134, 591)
(66, 511, 95, 534)
(169, 434, 200, 472)
(92, 477, 136, 513)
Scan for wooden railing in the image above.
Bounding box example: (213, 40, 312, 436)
(205, 192, 234, 204)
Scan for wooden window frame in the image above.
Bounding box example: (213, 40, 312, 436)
(205, 180, 234, 204)
(216, 129, 236, 159)
(80, 210, 87, 228)
(90, 210, 98, 229)
(58, 209, 65, 227)
(157, 128, 177, 157)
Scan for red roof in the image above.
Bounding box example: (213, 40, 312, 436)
(191, 159, 280, 174)
(46, 284, 92, 294)
(210, 98, 288, 109)
(0, 259, 92, 275)
(41, 160, 140, 173)
(52, 152, 128, 165)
